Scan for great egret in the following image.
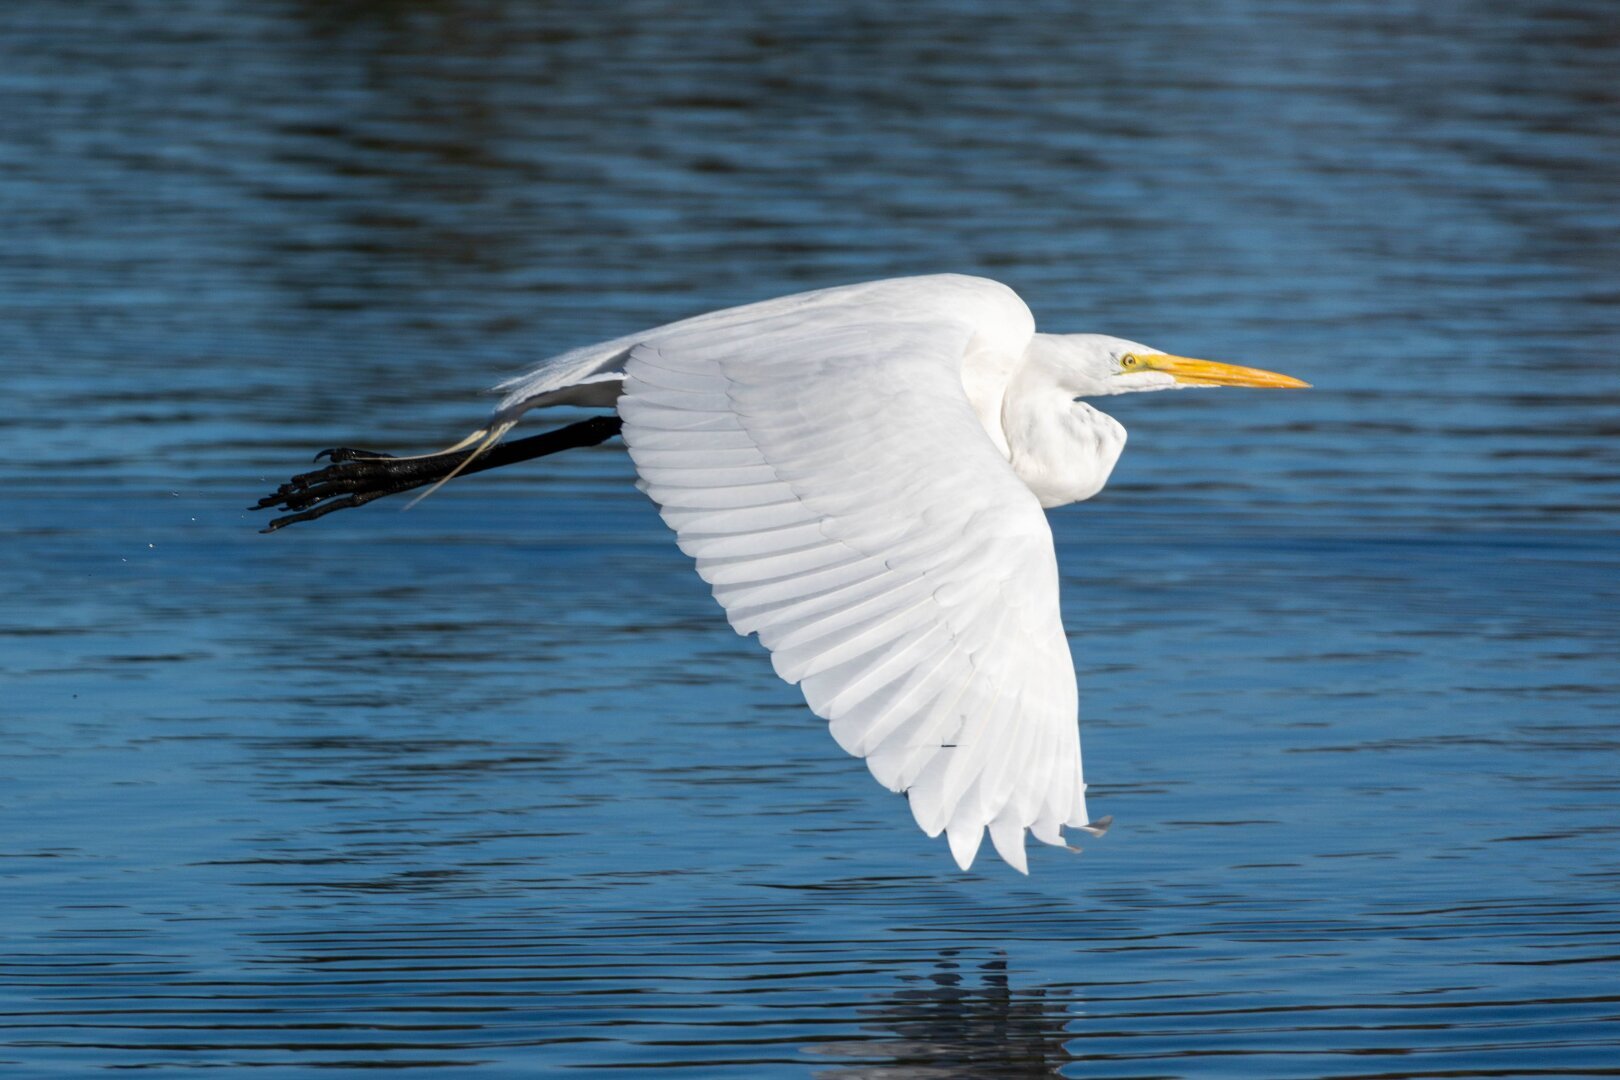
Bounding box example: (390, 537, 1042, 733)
(257, 275, 1307, 872)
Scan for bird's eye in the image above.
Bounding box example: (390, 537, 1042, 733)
(1120, 354, 1138, 368)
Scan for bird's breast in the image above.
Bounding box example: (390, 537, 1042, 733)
(1005, 401, 1127, 509)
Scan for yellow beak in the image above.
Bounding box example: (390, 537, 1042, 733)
(1130, 353, 1310, 389)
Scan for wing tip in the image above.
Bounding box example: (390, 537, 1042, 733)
(947, 820, 984, 871)
(985, 812, 1028, 873)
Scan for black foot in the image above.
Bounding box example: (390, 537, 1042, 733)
(251, 447, 450, 531)
(252, 415, 624, 532)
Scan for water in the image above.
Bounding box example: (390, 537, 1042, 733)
(3, 1, 1618, 1075)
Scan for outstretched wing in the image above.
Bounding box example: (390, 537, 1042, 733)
(616, 276, 1099, 872)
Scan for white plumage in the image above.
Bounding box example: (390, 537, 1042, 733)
(497, 277, 1092, 872)
(268, 274, 1307, 872)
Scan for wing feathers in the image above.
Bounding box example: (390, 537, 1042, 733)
(610, 276, 1096, 871)
(627, 427, 761, 451)
(660, 501, 817, 535)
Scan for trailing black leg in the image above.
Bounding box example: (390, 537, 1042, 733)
(253, 414, 624, 532)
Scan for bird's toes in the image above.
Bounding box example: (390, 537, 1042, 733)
(252, 462, 371, 512)
(258, 489, 387, 532)
(315, 446, 396, 464)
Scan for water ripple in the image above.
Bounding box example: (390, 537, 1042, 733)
(3, 0, 1618, 1074)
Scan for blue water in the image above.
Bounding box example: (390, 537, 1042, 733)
(3, 1, 1618, 1075)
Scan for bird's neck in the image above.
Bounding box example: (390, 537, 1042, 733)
(1001, 349, 1127, 509)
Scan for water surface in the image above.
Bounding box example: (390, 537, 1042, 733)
(2, 1, 1618, 1075)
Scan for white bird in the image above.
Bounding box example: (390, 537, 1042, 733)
(258, 274, 1308, 873)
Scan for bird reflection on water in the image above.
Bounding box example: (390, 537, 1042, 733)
(809, 955, 1074, 1079)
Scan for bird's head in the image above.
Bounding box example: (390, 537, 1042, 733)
(1044, 334, 1310, 397)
